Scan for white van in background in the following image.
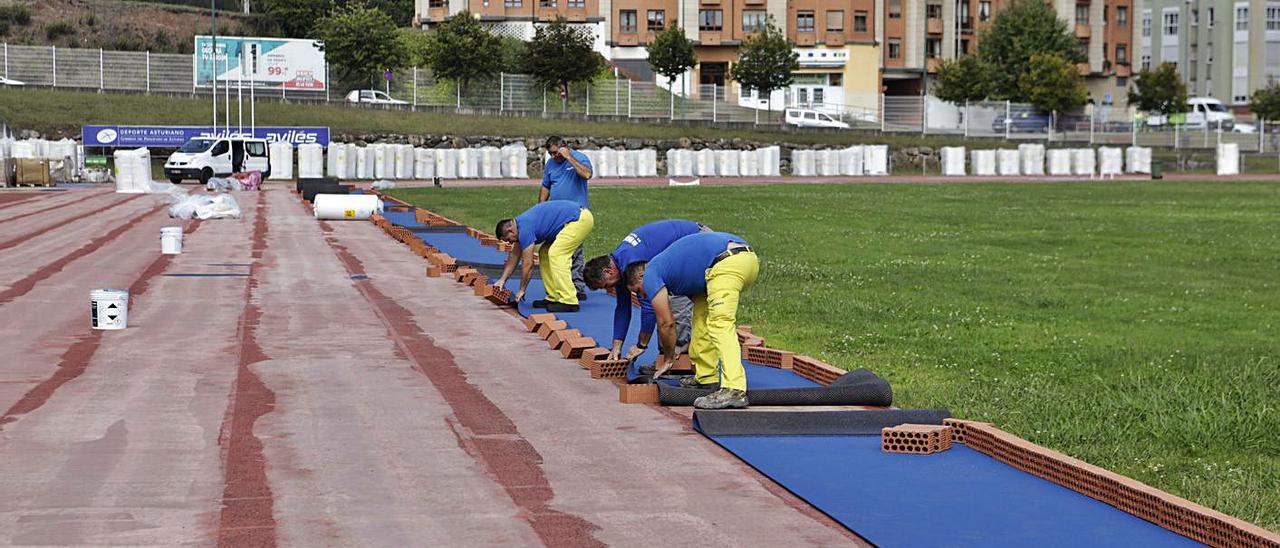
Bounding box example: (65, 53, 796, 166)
(1144, 97, 1236, 130)
(163, 136, 271, 184)
(785, 108, 851, 129)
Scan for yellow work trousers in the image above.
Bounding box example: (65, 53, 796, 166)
(688, 251, 759, 391)
(538, 208, 594, 305)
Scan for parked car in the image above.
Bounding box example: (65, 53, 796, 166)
(164, 136, 271, 184)
(1143, 97, 1235, 130)
(784, 108, 850, 129)
(1231, 123, 1257, 134)
(992, 108, 1052, 133)
(345, 90, 409, 105)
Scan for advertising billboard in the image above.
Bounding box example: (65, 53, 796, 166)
(82, 125, 330, 148)
(194, 36, 326, 90)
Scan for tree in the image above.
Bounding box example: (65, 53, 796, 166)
(521, 18, 607, 107)
(256, 0, 328, 38)
(315, 3, 407, 88)
(1128, 63, 1187, 114)
(646, 24, 697, 95)
(932, 55, 995, 104)
(1019, 53, 1087, 113)
(728, 17, 798, 115)
(496, 36, 527, 74)
(1249, 82, 1280, 122)
(398, 28, 432, 68)
(424, 12, 502, 93)
(977, 0, 1084, 101)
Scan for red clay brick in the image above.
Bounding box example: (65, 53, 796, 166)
(578, 347, 610, 368)
(536, 321, 568, 339)
(560, 337, 596, 359)
(453, 267, 479, 282)
(791, 355, 846, 386)
(426, 265, 442, 278)
(881, 424, 954, 455)
(743, 346, 794, 369)
(485, 286, 514, 306)
(590, 359, 631, 380)
(669, 354, 694, 374)
(524, 313, 557, 332)
(547, 329, 582, 349)
(619, 383, 659, 404)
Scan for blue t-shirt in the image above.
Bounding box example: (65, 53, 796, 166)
(542, 150, 592, 208)
(609, 220, 704, 341)
(514, 200, 582, 251)
(643, 232, 748, 299)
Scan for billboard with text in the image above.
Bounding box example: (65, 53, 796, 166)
(194, 36, 325, 90)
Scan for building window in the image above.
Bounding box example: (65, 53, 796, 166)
(539, 0, 555, 8)
(567, 0, 583, 7)
(827, 10, 844, 32)
(699, 10, 723, 31)
(960, 38, 970, 53)
(1078, 38, 1089, 57)
(1207, 7, 1214, 28)
(1236, 7, 1247, 31)
(927, 3, 942, 19)
(854, 10, 868, 32)
(1117, 6, 1127, 26)
(1103, 6, 1108, 25)
(1116, 43, 1127, 63)
(927, 38, 942, 58)
(744, 10, 768, 32)
(1163, 11, 1178, 35)
(1076, 4, 1089, 24)
(619, 10, 637, 32)
(888, 38, 901, 58)
(1268, 6, 1280, 30)
(959, 2, 971, 27)
(889, 0, 902, 19)
(505, 0, 521, 6)
(1142, 11, 1150, 36)
(979, 1, 991, 21)
(830, 72, 843, 86)
(796, 11, 815, 32)
(1141, 54, 1150, 70)
(430, 0, 446, 6)
(647, 10, 665, 31)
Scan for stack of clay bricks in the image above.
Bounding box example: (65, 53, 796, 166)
(522, 313, 598, 360)
(944, 419, 1280, 547)
(414, 208, 464, 227)
(881, 424, 954, 455)
(736, 326, 847, 386)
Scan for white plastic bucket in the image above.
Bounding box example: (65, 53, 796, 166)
(160, 226, 183, 255)
(90, 289, 129, 330)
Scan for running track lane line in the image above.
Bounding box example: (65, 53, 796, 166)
(0, 201, 168, 306)
(0, 194, 47, 212)
(0, 218, 202, 429)
(0, 194, 146, 252)
(215, 191, 277, 548)
(316, 221, 606, 548)
(0, 191, 114, 228)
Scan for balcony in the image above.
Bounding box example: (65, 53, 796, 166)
(700, 32, 722, 45)
(1115, 64, 1131, 77)
(617, 33, 640, 46)
(1075, 23, 1090, 38)
(927, 18, 944, 34)
(566, 7, 587, 21)
(794, 32, 817, 46)
(825, 32, 846, 45)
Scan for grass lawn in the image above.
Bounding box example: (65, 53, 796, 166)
(390, 180, 1280, 531)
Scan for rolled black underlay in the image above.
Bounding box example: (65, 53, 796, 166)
(692, 408, 951, 436)
(657, 368, 894, 407)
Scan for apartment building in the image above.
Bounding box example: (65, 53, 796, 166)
(1141, 0, 1280, 108)
(413, 0, 609, 55)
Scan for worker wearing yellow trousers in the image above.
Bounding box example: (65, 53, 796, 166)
(625, 232, 758, 409)
(496, 200, 594, 313)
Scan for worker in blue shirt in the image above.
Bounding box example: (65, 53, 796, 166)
(539, 136, 592, 300)
(624, 232, 759, 409)
(494, 200, 595, 313)
(582, 220, 713, 366)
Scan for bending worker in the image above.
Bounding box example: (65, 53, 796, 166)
(539, 136, 593, 300)
(495, 200, 594, 313)
(624, 232, 759, 410)
(583, 220, 711, 366)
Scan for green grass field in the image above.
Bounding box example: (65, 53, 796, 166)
(390, 180, 1280, 531)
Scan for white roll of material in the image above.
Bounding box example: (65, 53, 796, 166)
(863, 145, 889, 175)
(269, 141, 293, 180)
(314, 194, 384, 220)
(415, 148, 436, 179)
(997, 149, 1021, 176)
(718, 150, 740, 177)
(840, 145, 865, 176)
(1019, 144, 1046, 176)
(971, 150, 997, 176)
(638, 149, 658, 177)
(940, 147, 966, 176)
(436, 148, 459, 178)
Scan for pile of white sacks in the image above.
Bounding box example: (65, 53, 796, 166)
(942, 145, 1153, 177)
(788, 145, 889, 177)
(263, 143, 532, 180)
(578, 148, 660, 178)
(665, 147, 783, 177)
(0, 137, 80, 166)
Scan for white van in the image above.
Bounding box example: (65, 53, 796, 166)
(784, 108, 850, 129)
(1144, 97, 1235, 130)
(164, 136, 271, 184)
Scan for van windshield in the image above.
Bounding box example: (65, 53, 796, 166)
(1204, 102, 1228, 112)
(179, 139, 215, 153)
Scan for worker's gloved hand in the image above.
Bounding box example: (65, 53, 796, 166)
(514, 288, 526, 302)
(624, 346, 645, 362)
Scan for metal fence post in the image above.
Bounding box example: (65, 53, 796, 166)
(1089, 107, 1095, 145)
(324, 62, 330, 102)
(99, 48, 104, 92)
(669, 78, 675, 120)
(921, 94, 927, 135)
(499, 72, 504, 111)
(1131, 111, 1137, 146)
(1049, 111, 1056, 143)
(1004, 100, 1011, 140)
(3, 43, 7, 79)
(614, 78, 619, 116)
(963, 100, 969, 138)
(1260, 118, 1265, 153)
(413, 67, 418, 108)
(627, 80, 632, 118)
(712, 84, 717, 122)
(52, 46, 57, 87)
(456, 83, 461, 110)
(145, 51, 150, 94)
(543, 89, 547, 115)
(1174, 119, 1180, 149)
(585, 85, 590, 116)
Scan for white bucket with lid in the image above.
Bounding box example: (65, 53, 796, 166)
(160, 226, 183, 255)
(90, 289, 129, 330)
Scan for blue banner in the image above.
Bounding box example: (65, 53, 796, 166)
(82, 125, 330, 148)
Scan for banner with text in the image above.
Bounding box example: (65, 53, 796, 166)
(82, 125, 330, 147)
(194, 36, 326, 90)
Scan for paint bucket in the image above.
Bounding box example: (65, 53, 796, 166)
(160, 226, 183, 255)
(90, 289, 129, 330)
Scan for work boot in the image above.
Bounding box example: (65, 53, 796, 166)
(531, 299, 549, 308)
(679, 376, 719, 390)
(545, 301, 580, 313)
(577, 291, 588, 301)
(694, 388, 748, 410)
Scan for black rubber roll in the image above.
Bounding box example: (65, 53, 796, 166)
(657, 369, 893, 407)
(692, 408, 951, 436)
(302, 184, 349, 202)
(296, 177, 337, 193)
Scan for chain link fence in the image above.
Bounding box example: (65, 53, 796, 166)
(3, 42, 1272, 152)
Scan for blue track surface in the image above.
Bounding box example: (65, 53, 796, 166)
(415, 232, 510, 266)
(381, 209, 422, 228)
(704, 434, 1202, 547)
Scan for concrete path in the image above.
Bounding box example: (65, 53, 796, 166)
(0, 187, 865, 546)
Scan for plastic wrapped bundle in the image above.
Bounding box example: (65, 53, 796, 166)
(665, 149, 691, 177)
(790, 149, 816, 176)
(328, 143, 351, 179)
(1072, 148, 1096, 176)
(11, 140, 34, 159)
(457, 148, 481, 178)
(30, 139, 50, 159)
(971, 150, 997, 176)
(739, 149, 760, 177)
(997, 149, 1020, 176)
(113, 148, 152, 193)
(1217, 143, 1239, 175)
(760, 146, 781, 177)
(414, 148, 435, 179)
(638, 149, 659, 177)
(717, 150, 740, 177)
(696, 149, 718, 177)
(617, 150, 639, 177)
(392, 144, 413, 179)
(1019, 144, 1046, 176)
(940, 147, 966, 176)
(268, 141, 293, 180)
(50, 139, 78, 166)
(864, 145, 889, 175)
(1047, 149, 1072, 175)
(325, 142, 339, 178)
(840, 145, 865, 176)
(501, 144, 528, 178)
(1125, 146, 1152, 174)
(817, 149, 841, 176)
(355, 146, 372, 179)
(597, 147, 618, 177)
(1098, 147, 1123, 177)
(479, 146, 503, 178)
(297, 143, 324, 179)
(435, 148, 458, 178)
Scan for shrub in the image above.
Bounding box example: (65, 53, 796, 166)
(0, 5, 32, 26)
(45, 21, 75, 41)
